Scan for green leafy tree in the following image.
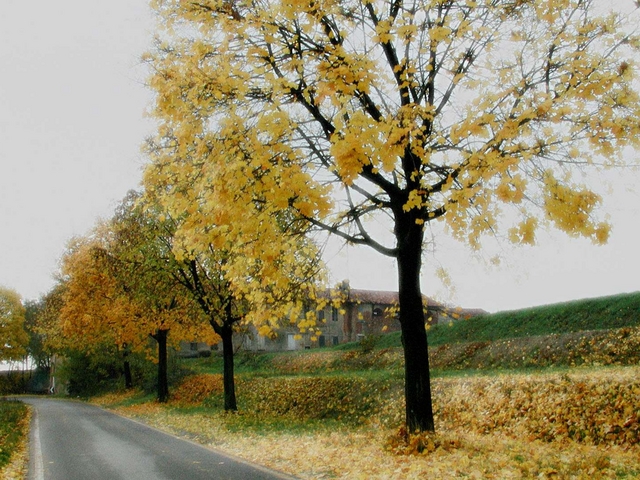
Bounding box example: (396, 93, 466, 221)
(144, 0, 640, 431)
(107, 193, 211, 401)
(23, 299, 49, 370)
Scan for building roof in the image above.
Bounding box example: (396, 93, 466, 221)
(458, 308, 488, 318)
(346, 289, 445, 309)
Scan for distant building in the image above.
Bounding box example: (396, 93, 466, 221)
(178, 284, 486, 355)
(178, 341, 214, 358)
(236, 284, 485, 352)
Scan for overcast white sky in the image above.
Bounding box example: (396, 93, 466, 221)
(1, 1, 638, 313)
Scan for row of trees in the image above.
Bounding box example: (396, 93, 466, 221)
(6, 0, 638, 433)
(141, 0, 640, 432)
(26, 189, 323, 405)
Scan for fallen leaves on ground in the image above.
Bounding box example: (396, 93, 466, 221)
(97, 366, 640, 479)
(434, 368, 640, 446)
(104, 410, 640, 479)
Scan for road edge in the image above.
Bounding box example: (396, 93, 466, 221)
(103, 405, 301, 480)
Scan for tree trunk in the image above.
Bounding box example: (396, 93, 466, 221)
(396, 215, 436, 432)
(122, 345, 133, 389)
(154, 329, 170, 403)
(220, 324, 238, 411)
(123, 360, 133, 389)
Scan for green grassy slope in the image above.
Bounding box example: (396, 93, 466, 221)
(181, 292, 640, 379)
(374, 291, 640, 349)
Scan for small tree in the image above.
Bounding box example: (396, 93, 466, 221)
(145, 0, 640, 431)
(24, 299, 53, 371)
(140, 188, 325, 411)
(0, 287, 29, 364)
(59, 198, 211, 402)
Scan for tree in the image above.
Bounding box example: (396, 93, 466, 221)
(107, 192, 212, 401)
(145, 0, 640, 431)
(0, 287, 29, 363)
(140, 186, 325, 411)
(162, 234, 247, 411)
(59, 197, 211, 401)
(31, 284, 68, 384)
(23, 299, 53, 371)
(58, 234, 143, 390)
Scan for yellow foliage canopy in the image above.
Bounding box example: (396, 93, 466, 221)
(145, 0, 640, 260)
(143, 0, 640, 429)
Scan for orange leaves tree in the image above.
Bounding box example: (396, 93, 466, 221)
(59, 192, 211, 401)
(145, 0, 640, 431)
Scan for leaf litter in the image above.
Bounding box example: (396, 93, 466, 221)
(94, 366, 640, 479)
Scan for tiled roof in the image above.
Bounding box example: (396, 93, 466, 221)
(459, 308, 488, 318)
(346, 289, 445, 309)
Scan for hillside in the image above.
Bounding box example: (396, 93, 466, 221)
(372, 290, 640, 349)
(428, 290, 640, 345)
(191, 291, 640, 377)
(93, 292, 640, 479)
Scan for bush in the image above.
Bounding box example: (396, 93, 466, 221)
(0, 372, 28, 395)
(59, 350, 122, 397)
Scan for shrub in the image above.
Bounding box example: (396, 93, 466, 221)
(0, 372, 28, 395)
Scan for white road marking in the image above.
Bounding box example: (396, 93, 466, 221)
(31, 412, 44, 480)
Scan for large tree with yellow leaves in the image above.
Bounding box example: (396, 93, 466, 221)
(138, 193, 324, 412)
(144, 0, 640, 431)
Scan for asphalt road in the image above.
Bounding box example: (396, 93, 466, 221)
(21, 397, 297, 480)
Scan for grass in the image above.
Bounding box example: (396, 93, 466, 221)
(182, 320, 640, 382)
(427, 290, 640, 345)
(0, 399, 30, 472)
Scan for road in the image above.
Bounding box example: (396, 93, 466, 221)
(21, 397, 297, 480)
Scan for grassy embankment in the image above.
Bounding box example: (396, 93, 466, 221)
(93, 292, 640, 479)
(0, 399, 30, 479)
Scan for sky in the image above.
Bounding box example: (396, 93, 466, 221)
(1, 1, 639, 314)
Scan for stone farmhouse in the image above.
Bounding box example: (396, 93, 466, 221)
(181, 285, 485, 355)
(249, 288, 447, 351)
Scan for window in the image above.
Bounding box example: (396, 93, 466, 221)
(332, 307, 338, 322)
(318, 309, 325, 321)
(372, 306, 383, 317)
(332, 336, 339, 346)
(190, 342, 198, 351)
